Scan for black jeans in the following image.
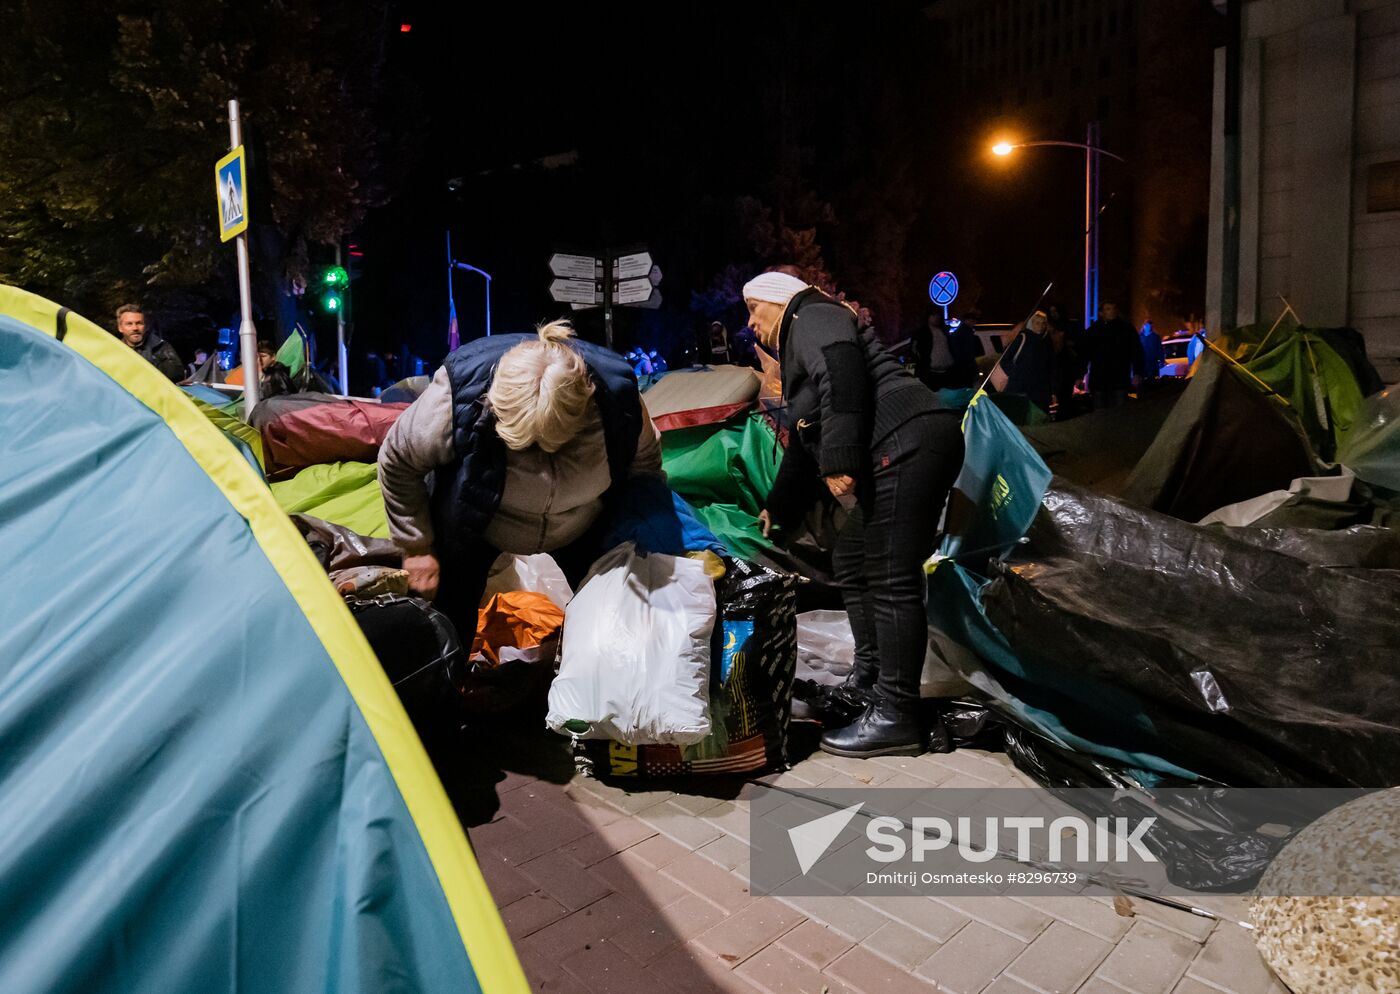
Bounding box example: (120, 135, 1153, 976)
(830, 411, 964, 712)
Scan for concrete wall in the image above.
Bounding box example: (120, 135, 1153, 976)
(1209, 0, 1400, 382)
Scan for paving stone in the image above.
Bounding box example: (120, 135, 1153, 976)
(564, 784, 631, 827)
(1077, 981, 1134, 994)
(936, 773, 1011, 790)
(695, 833, 751, 871)
(1012, 896, 1134, 943)
(737, 945, 858, 994)
(668, 792, 731, 816)
(562, 817, 658, 866)
(809, 754, 900, 784)
(1184, 922, 1281, 994)
(497, 768, 539, 794)
(608, 892, 728, 965)
(638, 800, 726, 850)
(1005, 921, 1113, 993)
(933, 896, 1052, 943)
(916, 921, 1027, 994)
(826, 944, 939, 994)
(777, 894, 893, 941)
(1093, 922, 1199, 994)
(562, 936, 676, 994)
(611, 787, 680, 814)
(518, 891, 648, 963)
(1170, 980, 1226, 994)
(926, 750, 1012, 785)
(864, 919, 943, 971)
(469, 813, 527, 850)
(982, 979, 1045, 994)
(1127, 901, 1218, 943)
(648, 941, 765, 994)
(591, 848, 691, 908)
(858, 896, 971, 943)
(515, 945, 568, 990)
(494, 811, 595, 865)
(702, 800, 754, 843)
(693, 898, 807, 965)
(626, 831, 691, 868)
(755, 766, 826, 788)
(775, 918, 856, 969)
(809, 770, 892, 791)
(517, 849, 613, 911)
(501, 892, 569, 940)
(662, 851, 754, 913)
(475, 854, 537, 907)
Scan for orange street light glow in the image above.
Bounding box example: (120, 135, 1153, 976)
(992, 142, 1015, 156)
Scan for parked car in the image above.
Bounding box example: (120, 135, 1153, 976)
(1159, 335, 1194, 377)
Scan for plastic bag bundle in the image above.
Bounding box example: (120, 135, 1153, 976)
(481, 553, 574, 610)
(464, 592, 565, 715)
(547, 543, 716, 746)
(586, 556, 800, 777)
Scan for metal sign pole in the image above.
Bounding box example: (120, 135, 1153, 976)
(603, 250, 615, 351)
(228, 99, 260, 412)
(335, 242, 348, 396)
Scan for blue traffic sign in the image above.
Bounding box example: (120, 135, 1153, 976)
(215, 146, 248, 242)
(928, 271, 959, 307)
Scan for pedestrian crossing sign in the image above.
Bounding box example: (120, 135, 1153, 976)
(215, 146, 248, 242)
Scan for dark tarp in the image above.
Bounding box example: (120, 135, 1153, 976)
(1122, 355, 1315, 522)
(982, 481, 1400, 786)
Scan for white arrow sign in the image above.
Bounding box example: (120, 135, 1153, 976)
(614, 277, 655, 305)
(550, 278, 601, 304)
(549, 253, 601, 280)
(613, 251, 653, 281)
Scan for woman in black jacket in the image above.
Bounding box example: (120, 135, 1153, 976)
(746, 272, 965, 758)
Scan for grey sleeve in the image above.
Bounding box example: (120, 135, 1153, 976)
(377, 367, 457, 554)
(631, 399, 665, 478)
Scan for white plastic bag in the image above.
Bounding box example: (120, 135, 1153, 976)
(547, 543, 715, 745)
(481, 553, 574, 609)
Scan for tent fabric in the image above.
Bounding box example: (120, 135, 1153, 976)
(247, 391, 356, 430)
(190, 394, 265, 474)
(270, 461, 390, 538)
(260, 398, 409, 473)
(1122, 354, 1316, 522)
(0, 286, 525, 993)
(660, 410, 782, 560)
(641, 366, 760, 420)
(1214, 323, 1376, 460)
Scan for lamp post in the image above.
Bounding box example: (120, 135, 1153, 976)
(452, 261, 492, 338)
(992, 121, 1125, 329)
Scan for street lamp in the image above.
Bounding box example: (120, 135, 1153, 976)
(989, 122, 1126, 329)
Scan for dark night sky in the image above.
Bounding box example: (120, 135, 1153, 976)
(345, 2, 1217, 375)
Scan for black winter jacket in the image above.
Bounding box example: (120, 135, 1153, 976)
(765, 289, 938, 526)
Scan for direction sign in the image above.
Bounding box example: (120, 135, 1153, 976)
(613, 251, 653, 281)
(928, 271, 959, 307)
(549, 253, 602, 280)
(215, 146, 249, 242)
(549, 278, 601, 304)
(614, 277, 655, 305)
(648, 264, 663, 286)
(634, 288, 662, 310)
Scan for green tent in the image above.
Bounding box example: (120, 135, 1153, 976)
(270, 460, 390, 538)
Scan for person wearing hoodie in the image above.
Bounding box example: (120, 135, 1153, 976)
(749, 271, 964, 759)
(114, 305, 186, 383)
(376, 320, 662, 638)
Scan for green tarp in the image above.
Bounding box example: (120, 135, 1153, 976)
(270, 461, 390, 538)
(660, 411, 781, 560)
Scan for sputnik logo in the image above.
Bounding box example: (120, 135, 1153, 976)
(788, 803, 864, 875)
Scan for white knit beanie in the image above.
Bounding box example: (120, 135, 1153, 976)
(742, 272, 809, 305)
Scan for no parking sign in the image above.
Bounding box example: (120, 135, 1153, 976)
(928, 271, 959, 307)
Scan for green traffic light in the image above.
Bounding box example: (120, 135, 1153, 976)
(323, 266, 349, 288)
(322, 291, 341, 312)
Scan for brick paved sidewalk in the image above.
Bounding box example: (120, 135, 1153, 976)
(466, 730, 1288, 994)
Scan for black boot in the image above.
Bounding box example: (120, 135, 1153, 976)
(831, 663, 876, 716)
(819, 692, 924, 758)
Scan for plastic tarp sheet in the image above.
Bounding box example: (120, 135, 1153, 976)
(270, 460, 389, 538)
(0, 285, 525, 994)
(1337, 385, 1400, 493)
(661, 410, 782, 560)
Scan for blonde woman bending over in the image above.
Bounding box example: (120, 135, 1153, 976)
(378, 320, 661, 636)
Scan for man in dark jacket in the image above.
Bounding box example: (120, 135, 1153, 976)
(747, 272, 964, 758)
(115, 305, 185, 383)
(1083, 301, 1145, 409)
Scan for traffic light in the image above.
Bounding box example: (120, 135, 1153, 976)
(319, 266, 349, 314)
